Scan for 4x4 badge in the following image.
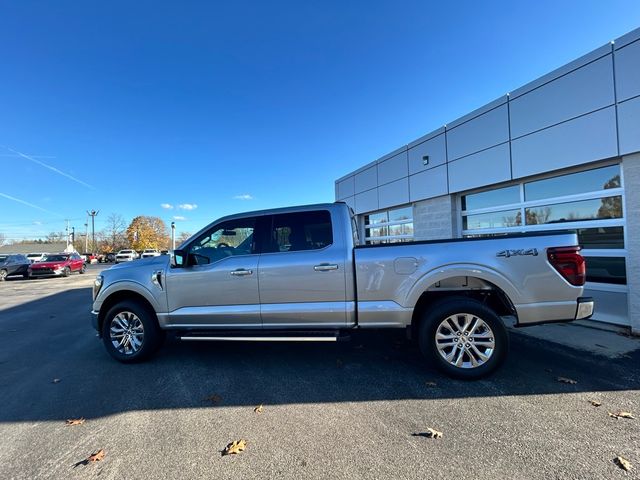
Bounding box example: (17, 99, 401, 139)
(497, 248, 538, 258)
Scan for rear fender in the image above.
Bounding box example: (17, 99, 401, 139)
(404, 264, 520, 309)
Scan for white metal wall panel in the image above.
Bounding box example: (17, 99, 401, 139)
(408, 133, 446, 175)
(341, 195, 355, 211)
(336, 176, 355, 200)
(510, 56, 615, 138)
(446, 105, 509, 161)
(618, 96, 640, 155)
(354, 166, 377, 194)
(378, 178, 409, 209)
(377, 151, 408, 185)
(354, 188, 378, 214)
(614, 39, 640, 102)
(447, 143, 511, 193)
(511, 106, 618, 179)
(409, 165, 448, 202)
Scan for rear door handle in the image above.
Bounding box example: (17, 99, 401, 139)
(230, 268, 253, 276)
(314, 263, 338, 272)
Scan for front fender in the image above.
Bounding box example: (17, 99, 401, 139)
(94, 280, 163, 314)
(404, 263, 521, 308)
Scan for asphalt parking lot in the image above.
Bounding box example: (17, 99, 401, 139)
(0, 265, 639, 479)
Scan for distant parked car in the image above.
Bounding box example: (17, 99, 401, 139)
(0, 254, 31, 281)
(28, 252, 86, 278)
(26, 252, 48, 263)
(160, 250, 170, 255)
(82, 253, 98, 264)
(115, 249, 138, 263)
(141, 249, 161, 259)
(105, 252, 116, 263)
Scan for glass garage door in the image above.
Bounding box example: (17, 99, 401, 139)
(460, 162, 628, 326)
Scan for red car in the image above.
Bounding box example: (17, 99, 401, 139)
(29, 252, 86, 278)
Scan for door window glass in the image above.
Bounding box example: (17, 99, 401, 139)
(268, 211, 333, 253)
(190, 217, 256, 264)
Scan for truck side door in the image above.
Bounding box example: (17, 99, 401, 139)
(258, 209, 348, 328)
(164, 216, 262, 328)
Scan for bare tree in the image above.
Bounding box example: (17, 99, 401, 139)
(0, 232, 5, 246)
(102, 213, 127, 252)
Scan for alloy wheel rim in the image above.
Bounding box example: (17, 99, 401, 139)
(435, 313, 495, 369)
(110, 311, 144, 355)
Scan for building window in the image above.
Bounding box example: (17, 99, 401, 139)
(363, 206, 413, 244)
(460, 163, 626, 285)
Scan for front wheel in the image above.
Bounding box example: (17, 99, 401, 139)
(418, 297, 508, 380)
(0, 269, 7, 281)
(101, 300, 164, 363)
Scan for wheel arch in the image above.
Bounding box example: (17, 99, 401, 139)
(97, 290, 158, 337)
(409, 276, 516, 340)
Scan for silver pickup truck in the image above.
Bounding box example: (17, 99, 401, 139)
(91, 202, 593, 379)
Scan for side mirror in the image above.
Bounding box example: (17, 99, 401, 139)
(172, 249, 186, 268)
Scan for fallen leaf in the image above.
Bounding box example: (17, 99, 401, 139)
(52, 378, 61, 384)
(425, 382, 437, 387)
(73, 449, 106, 468)
(353, 344, 364, 350)
(336, 359, 343, 368)
(556, 376, 577, 385)
(65, 418, 85, 426)
(615, 456, 632, 471)
(254, 405, 264, 414)
(222, 440, 247, 456)
(205, 394, 222, 405)
(413, 428, 443, 439)
(88, 450, 105, 462)
(589, 400, 602, 407)
(609, 411, 635, 419)
(544, 368, 553, 373)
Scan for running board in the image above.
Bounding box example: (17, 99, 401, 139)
(179, 335, 339, 342)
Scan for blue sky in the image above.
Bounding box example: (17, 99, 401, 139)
(1, 1, 639, 241)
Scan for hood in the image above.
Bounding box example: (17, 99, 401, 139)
(107, 255, 169, 271)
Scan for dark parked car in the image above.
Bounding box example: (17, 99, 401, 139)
(0, 254, 31, 281)
(101, 253, 116, 263)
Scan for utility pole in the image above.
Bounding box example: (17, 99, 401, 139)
(65, 219, 70, 250)
(87, 210, 99, 253)
(84, 221, 89, 253)
(171, 222, 176, 251)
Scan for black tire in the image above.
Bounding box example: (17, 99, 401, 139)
(23, 272, 30, 279)
(62, 266, 71, 277)
(0, 269, 7, 281)
(101, 300, 164, 363)
(79, 264, 86, 274)
(418, 296, 508, 380)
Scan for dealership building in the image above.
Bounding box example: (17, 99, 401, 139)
(335, 27, 640, 334)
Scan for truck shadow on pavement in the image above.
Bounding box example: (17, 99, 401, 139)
(0, 288, 638, 422)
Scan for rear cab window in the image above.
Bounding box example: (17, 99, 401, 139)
(266, 210, 333, 253)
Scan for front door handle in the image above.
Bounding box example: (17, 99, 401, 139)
(230, 268, 253, 276)
(314, 263, 338, 272)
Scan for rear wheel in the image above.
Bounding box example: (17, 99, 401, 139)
(101, 300, 164, 363)
(418, 297, 508, 380)
(80, 264, 86, 274)
(62, 266, 71, 277)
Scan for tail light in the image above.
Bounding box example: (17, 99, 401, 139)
(547, 246, 586, 286)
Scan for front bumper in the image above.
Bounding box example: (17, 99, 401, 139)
(91, 310, 99, 332)
(29, 268, 65, 277)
